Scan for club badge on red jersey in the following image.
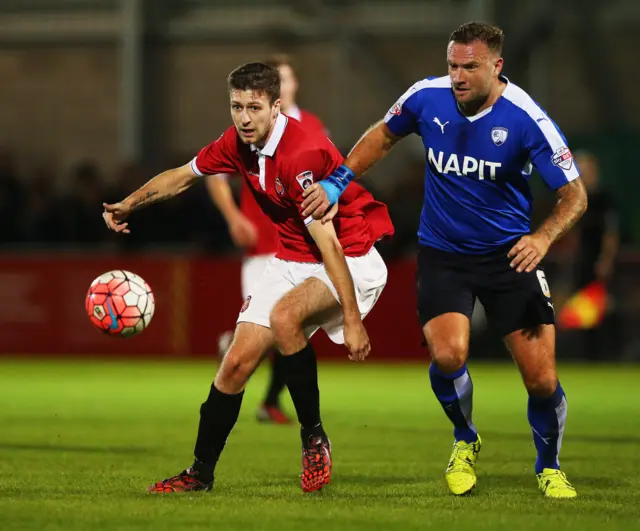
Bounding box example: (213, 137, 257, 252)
(275, 177, 285, 196)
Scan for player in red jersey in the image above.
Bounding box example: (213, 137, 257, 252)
(102, 63, 394, 493)
(206, 55, 327, 425)
(268, 54, 327, 134)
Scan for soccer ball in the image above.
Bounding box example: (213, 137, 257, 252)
(85, 270, 155, 338)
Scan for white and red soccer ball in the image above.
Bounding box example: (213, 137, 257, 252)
(85, 270, 155, 337)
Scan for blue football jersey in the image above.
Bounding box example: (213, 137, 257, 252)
(384, 75, 580, 254)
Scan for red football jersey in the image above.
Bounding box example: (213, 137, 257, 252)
(238, 182, 279, 256)
(238, 107, 326, 256)
(192, 114, 394, 263)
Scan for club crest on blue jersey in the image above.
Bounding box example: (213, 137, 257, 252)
(491, 127, 508, 146)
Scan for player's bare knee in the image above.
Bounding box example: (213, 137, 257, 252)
(269, 305, 299, 341)
(430, 340, 468, 373)
(216, 349, 256, 392)
(269, 305, 287, 333)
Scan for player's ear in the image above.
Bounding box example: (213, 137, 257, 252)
(272, 98, 281, 115)
(494, 57, 504, 77)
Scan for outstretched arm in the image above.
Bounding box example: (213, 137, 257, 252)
(103, 163, 198, 234)
(301, 121, 402, 220)
(343, 120, 402, 178)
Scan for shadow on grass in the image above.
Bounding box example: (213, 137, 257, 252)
(0, 442, 151, 454)
(368, 424, 640, 447)
(479, 431, 640, 445)
(334, 474, 428, 487)
(481, 473, 628, 490)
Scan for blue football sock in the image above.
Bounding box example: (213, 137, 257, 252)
(429, 363, 478, 443)
(528, 382, 567, 474)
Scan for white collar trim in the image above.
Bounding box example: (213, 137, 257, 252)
(462, 75, 510, 122)
(287, 105, 302, 121)
(251, 113, 288, 157)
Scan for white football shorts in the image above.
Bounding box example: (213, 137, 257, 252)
(236, 247, 387, 344)
(241, 253, 276, 300)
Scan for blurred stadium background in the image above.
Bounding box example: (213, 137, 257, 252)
(2, 2, 640, 530)
(1, 0, 639, 360)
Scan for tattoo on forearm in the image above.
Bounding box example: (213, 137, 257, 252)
(130, 190, 159, 208)
(538, 179, 588, 245)
(144, 190, 159, 202)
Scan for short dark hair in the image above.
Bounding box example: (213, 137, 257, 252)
(449, 22, 505, 54)
(263, 53, 295, 73)
(227, 62, 281, 104)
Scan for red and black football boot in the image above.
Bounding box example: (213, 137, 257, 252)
(300, 435, 332, 493)
(147, 464, 213, 493)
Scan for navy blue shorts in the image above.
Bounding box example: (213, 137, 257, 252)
(416, 244, 555, 336)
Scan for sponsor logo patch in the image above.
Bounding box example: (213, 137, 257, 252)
(552, 147, 573, 171)
(389, 103, 402, 116)
(295, 171, 314, 190)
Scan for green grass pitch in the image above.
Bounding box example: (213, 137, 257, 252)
(1, 360, 639, 530)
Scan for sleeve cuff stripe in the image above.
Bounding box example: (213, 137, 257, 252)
(190, 157, 204, 177)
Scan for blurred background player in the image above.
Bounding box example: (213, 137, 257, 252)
(266, 54, 327, 134)
(573, 151, 619, 296)
(572, 150, 620, 359)
(206, 54, 327, 424)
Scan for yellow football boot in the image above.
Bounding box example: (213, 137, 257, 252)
(445, 435, 482, 495)
(537, 468, 577, 499)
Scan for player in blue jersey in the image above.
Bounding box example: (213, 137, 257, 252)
(300, 22, 587, 498)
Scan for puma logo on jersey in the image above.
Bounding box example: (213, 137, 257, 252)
(428, 148, 502, 180)
(433, 117, 449, 134)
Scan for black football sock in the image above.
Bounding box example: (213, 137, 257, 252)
(264, 352, 288, 407)
(192, 384, 244, 482)
(281, 343, 326, 442)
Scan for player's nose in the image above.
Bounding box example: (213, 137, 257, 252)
(453, 71, 466, 84)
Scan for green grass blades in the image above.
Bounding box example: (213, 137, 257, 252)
(1, 360, 639, 531)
